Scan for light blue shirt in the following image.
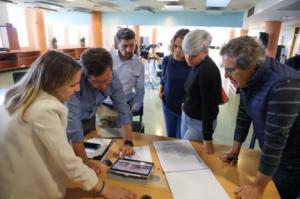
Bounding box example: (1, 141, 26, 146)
(111, 51, 145, 111)
(66, 71, 132, 141)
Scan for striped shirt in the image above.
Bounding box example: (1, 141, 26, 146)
(234, 80, 300, 176)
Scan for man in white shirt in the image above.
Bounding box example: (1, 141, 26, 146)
(111, 28, 145, 113)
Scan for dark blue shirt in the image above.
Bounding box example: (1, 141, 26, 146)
(160, 56, 190, 114)
(235, 57, 300, 176)
(285, 54, 300, 71)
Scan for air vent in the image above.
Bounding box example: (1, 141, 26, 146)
(34, 1, 63, 8)
(73, 7, 91, 13)
(134, 6, 155, 13)
(206, 6, 223, 11)
(24, 1, 64, 11)
(247, 6, 255, 17)
(34, 6, 58, 11)
(0, 0, 16, 3)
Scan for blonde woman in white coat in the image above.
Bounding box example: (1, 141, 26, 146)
(0, 51, 137, 199)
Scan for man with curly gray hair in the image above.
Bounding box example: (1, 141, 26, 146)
(220, 36, 300, 199)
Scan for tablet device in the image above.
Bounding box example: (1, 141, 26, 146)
(84, 142, 101, 150)
(109, 158, 153, 178)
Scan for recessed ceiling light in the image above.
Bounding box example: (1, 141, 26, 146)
(163, 5, 184, 10)
(206, 0, 231, 7)
(281, 16, 295, 20)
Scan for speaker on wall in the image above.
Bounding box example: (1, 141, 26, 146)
(259, 32, 269, 48)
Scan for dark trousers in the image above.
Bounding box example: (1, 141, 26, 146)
(162, 103, 182, 138)
(81, 116, 96, 136)
(273, 159, 300, 199)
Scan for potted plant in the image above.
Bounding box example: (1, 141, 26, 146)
(80, 37, 85, 47)
(52, 37, 58, 49)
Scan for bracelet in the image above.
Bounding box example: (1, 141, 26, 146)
(97, 181, 105, 195)
(123, 140, 134, 147)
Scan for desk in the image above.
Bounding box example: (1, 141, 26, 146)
(65, 133, 280, 199)
(0, 50, 40, 71)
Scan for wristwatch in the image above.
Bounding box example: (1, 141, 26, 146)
(123, 140, 134, 147)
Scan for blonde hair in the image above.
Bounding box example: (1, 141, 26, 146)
(4, 50, 81, 120)
(169, 28, 190, 56)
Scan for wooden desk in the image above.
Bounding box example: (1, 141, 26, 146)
(0, 50, 40, 71)
(65, 133, 280, 199)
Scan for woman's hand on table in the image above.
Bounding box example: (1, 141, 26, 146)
(203, 140, 214, 154)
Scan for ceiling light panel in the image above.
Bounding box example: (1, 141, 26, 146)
(206, 0, 231, 7)
(163, 5, 183, 10)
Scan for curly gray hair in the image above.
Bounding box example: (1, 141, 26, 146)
(220, 36, 266, 69)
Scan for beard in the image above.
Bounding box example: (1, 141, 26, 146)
(124, 52, 133, 60)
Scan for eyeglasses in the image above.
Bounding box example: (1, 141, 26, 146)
(89, 76, 112, 87)
(221, 65, 238, 74)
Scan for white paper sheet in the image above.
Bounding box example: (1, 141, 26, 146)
(166, 170, 230, 199)
(125, 146, 152, 162)
(153, 140, 207, 172)
(85, 138, 112, 159)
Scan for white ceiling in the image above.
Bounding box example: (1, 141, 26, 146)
(9, 0, 258, 12)
(247, 0, 300, 28)
(1, 0, 300, 27)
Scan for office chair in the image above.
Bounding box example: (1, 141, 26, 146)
(100, 102, 144, 133)
(12, 71, 26, 83)
(132, 105, 144, 133)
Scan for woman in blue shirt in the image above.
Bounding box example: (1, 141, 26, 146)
(159, 29, 191, 138)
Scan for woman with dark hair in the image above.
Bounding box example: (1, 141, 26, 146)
(159, 28, 191, 138)
(0, 51, 137, 199)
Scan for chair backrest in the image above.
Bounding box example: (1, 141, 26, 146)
(12, 71, 26, 83)
(132, 105, 144, 133)
(132, 121, 145, 133)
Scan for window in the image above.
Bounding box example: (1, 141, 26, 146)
(0, 36, 3, 48)
(68, 25, 79, 46)
(67, 25, 90, 47)
(79, 25, 90, 46)
(7, 5, 29, 47)
(45, 12, 90, 48)
(52, 25, 65, 47)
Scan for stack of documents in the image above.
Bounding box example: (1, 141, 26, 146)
(85, 138, 113, 160)
(153, 140, 229, 199)
(153, 140, 207, 172)
(125, 146, 152, 162)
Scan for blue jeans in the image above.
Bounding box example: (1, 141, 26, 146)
(181, 111, 217, 140)
(273, 159, 300, 199)
(162, 103, 182, 138)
